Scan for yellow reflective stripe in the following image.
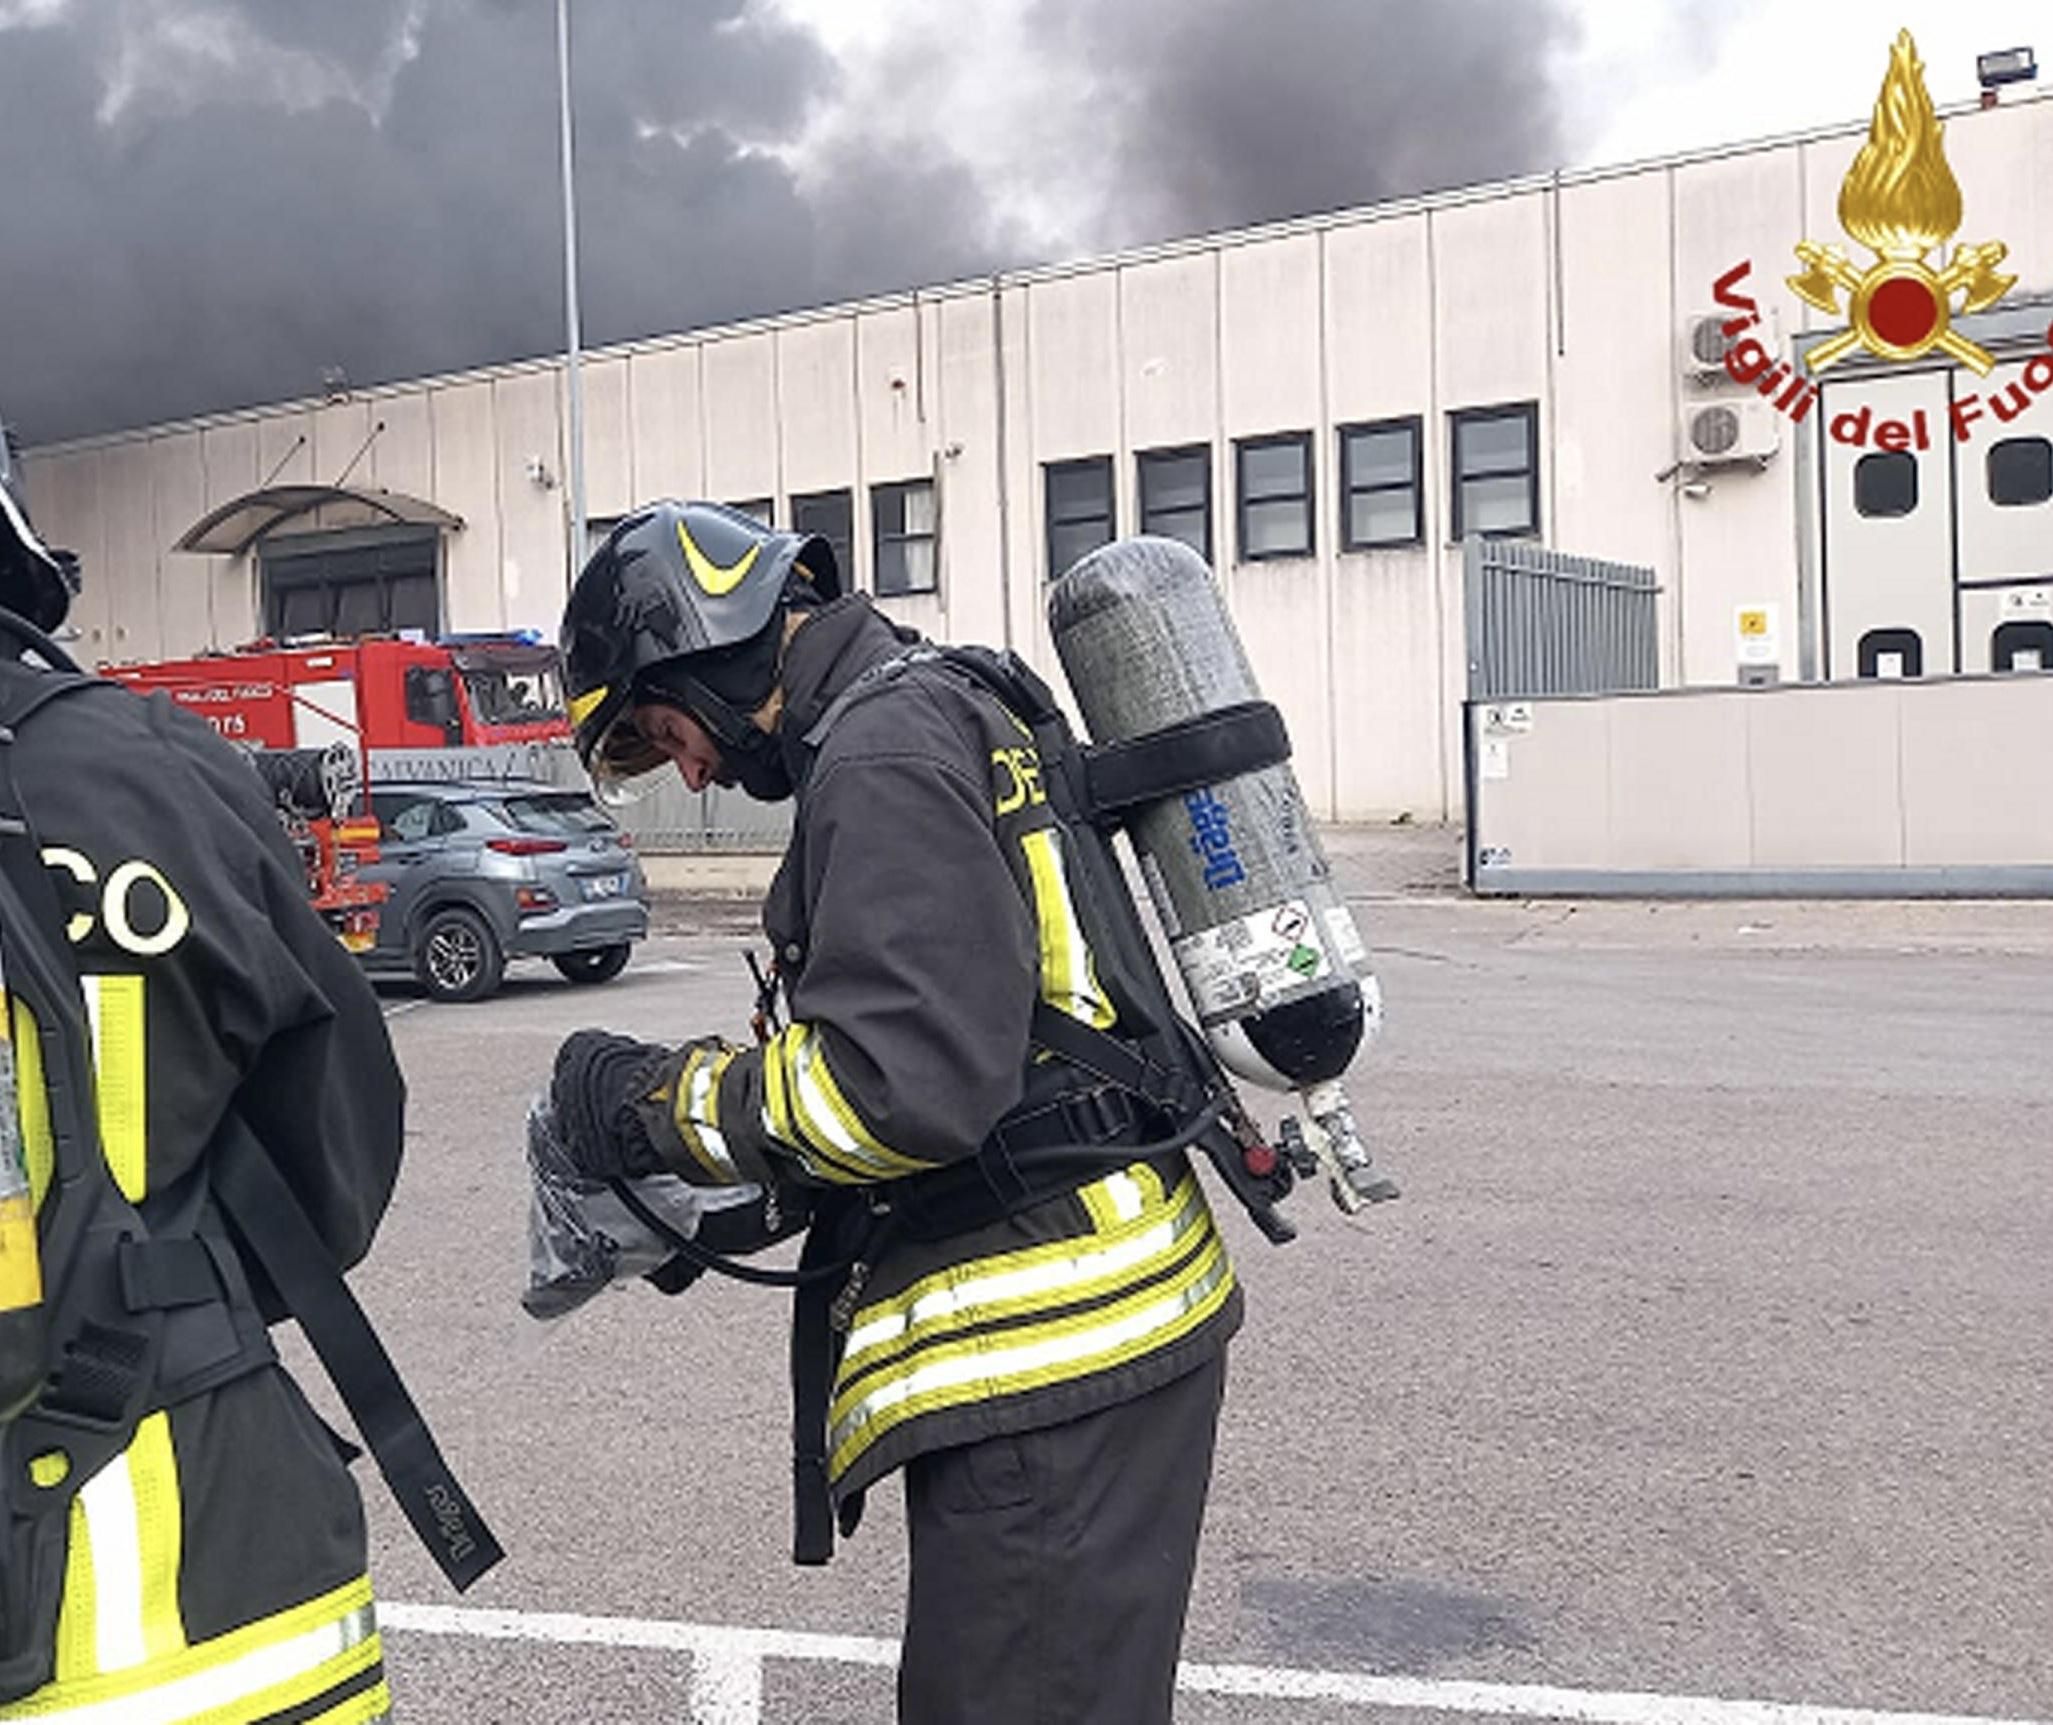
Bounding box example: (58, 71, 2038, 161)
(51, 1497, 97, 1682)
(829, 1234, 1235, 1479)
(81, 976, 146, 1203)
(758, 1029, 865, 1183)
(0, 1577, 378, 1722)
(669, 1046, 739, 1181)
(13, 997, 52, 1210)
(839, 1172, 1212, 1379)
(1019, 828, 1115, 1029)
(128, 1415, 185, 1665)
(784, 1029, 931, 1179)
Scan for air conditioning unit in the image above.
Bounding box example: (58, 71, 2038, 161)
(1682, 309, 1778, 381)
(1681, 400, 1781, 466)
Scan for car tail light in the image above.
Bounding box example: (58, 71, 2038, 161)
(515, 885, 559, 913)
(487, 837, 568, 856)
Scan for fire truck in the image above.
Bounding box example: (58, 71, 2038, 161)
(106, 634, 574, 949)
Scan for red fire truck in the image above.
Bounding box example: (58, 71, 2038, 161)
(107, 634, 574, 949)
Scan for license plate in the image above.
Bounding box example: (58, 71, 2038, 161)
(582, 872, 628, 901)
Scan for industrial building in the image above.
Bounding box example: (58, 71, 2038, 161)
(22, 83, 2053, 832)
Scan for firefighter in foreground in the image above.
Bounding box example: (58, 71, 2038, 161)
(0, 417, 496, 1723)
(549, 501, 1242, 1724)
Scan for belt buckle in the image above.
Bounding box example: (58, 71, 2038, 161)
(1070, 1085, 1127, 1144)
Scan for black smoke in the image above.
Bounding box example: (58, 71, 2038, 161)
(0, 0, 1572, 445)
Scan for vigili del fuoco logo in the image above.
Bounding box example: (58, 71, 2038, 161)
(1704, 29, 2049, 450)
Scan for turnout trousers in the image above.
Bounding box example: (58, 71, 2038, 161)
(897, 1349, 1227, 1725)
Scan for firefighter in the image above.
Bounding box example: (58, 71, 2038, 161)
(551, 501, 1242, 1725)
(0, 419, 407, 1722)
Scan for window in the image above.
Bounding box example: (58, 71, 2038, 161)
(372, 792, 458, 845)
(1137, 446, 1211, 562)
(1988, 437, 2053, 508)
(790, 489, 855, 586)
(872, 480, 938, 596)
(263, 532, 440, 638)
(1450, 404, 1539, 539)
(1993, 620, 2053, 673)
(726, 498, 774, 527)
(1854, 451, 1918, 518)
(1235, 433, 1314, 561)
(1857, 627, 1923, 679)
(1045, 457, 1115, 577)
(1339, 418, 1423, 549)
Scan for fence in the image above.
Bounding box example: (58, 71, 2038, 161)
(1464, 540, 1660, 701)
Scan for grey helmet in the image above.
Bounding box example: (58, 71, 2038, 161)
(0, 422, 78, 631)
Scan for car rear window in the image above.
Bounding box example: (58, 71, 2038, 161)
(490, 794, 615, 837)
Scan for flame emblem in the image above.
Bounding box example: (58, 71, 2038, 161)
(1789, 30, 2016, 375)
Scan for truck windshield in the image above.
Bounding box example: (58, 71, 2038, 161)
(490, 794, 613, 837)
(461, 663, 564, 725)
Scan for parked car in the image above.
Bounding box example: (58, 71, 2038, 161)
(360, 780, 649, 1002)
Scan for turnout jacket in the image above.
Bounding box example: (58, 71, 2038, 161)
(1, 671, 401, 1724)
(645, 595, 1241, 1504)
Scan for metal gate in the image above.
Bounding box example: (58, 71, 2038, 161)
(1464, 540, 1660, 699)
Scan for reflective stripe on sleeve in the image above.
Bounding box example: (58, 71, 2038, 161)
(669, 1044, 739, 1181)
(0, 1577, 382, 1724)
(1019, 828, 1116, 1029)
(762, 1025, 934, 1184)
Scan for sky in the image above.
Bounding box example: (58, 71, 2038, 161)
(0, 0, 2043, 445)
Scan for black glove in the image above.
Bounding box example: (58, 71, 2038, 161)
(549, 1029, 672, 1181)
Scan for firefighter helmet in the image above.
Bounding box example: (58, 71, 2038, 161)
(0, 420, 78, 632)
(561, 501, 839, 793)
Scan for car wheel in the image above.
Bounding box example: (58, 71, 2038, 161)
(415, 906, 505, 1003)
(552, 943, 632, 986)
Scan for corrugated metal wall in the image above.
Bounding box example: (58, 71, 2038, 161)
(1464, 540, 1659, 700)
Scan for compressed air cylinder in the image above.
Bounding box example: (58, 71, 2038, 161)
(1048, 535, 1379, 1093)
(0, 952, 46, 1421)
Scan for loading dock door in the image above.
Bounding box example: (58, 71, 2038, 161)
(1818, 369, 1953, 679)
(262, 531, 441, 639)
(1955, 357, 2053, 674)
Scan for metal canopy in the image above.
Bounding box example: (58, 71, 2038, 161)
(173, 484, 463, 556)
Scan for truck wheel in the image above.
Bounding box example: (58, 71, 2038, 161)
(552, 944, 631, 986)
(416, 906, 504, 1003)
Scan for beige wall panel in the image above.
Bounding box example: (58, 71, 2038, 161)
(150, 435, 211, 655)
(1746, 683, 1901, 866)
(581, 356, 633, 520)
(1431, 195, 1548, 413)
(1551, 174, 1673, 575)
(777, 321, 858, 496)
(627, 345, 704, 504)
(996, 285, 1046, 659)
(255, 411, 316, 489)
(31, 452, 109, 660)
(1670, 150, 1807, 685)
(1944, 100, 2051, 279)
(369, 390, 435, 505)
(98, 441, 165, 663)
(856, 306, 929, 485)
(1797, 133, 1861, 335)
(1220, 233, 1320, 438)
(1120, 254, 1218, 456)
(1325, 216, 1432, 426)
(1219, 563, 1333, 819)
(1329, 552, 1449, 819)
(492, 370, 568, 632)
(1900, 679, 2053, 866)
(197, 422, 260, 644)
(1023, 274, 1119, 461)
(1470, 698, 1609, 868)
(311, 400, 372, 488)
(935, 295, 1006, 648)
(429, 380, 502, 634)
(701, 333, 778, 506)
(1606, 693, 1751, 868)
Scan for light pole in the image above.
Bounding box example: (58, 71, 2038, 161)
(555, 0, 587, 585)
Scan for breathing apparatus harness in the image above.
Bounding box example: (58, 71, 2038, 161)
(605, 641, 1301, 1563)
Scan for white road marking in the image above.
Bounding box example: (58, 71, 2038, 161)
(380, 1602, 2051, 1725)
(381, 1001, 428, 1019)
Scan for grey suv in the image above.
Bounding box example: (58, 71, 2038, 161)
(361, 780, 649, 1002)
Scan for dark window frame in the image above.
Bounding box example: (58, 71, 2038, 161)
(1234, 431, 1315, 563)
(261, 528, 441, 638)
(1449, 402, 1541, 541)
(871, 478, 939, 597)
(1339, 417, 1424, 550)
(1136, 444, 1213, 563)
(1987, 436, 2053, 508)
(790, 488, 856, 588)
(1853, 450, 1919, 518)
(1044, 455, 1116, 579)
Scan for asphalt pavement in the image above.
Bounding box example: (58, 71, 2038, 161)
(322, 858, 2053, 1724)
